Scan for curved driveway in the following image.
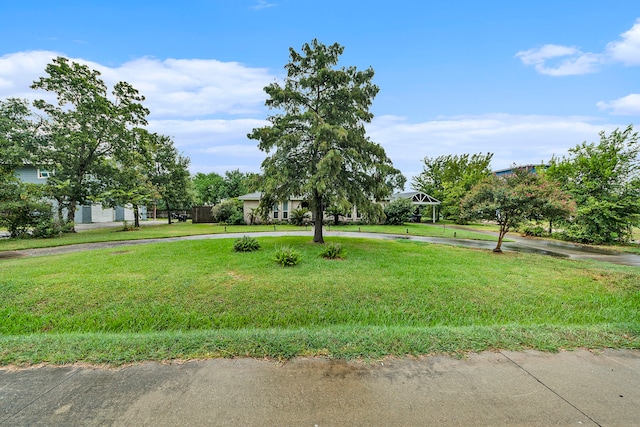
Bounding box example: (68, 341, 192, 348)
(5, 229, 640, 266)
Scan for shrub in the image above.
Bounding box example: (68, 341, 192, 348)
(211, 198, 244, 224)
(274, 246, 301, 266)
(520, 223, 546, 237)
(289, 207, 311, 226)
(320, 243, 345, 259)
(384, 197, 414, 225)
(234, 235, 260, 252)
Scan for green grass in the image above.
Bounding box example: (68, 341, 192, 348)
(0, 222, 303, 251)
(327, 222, 500, 240)
(0, 221, 499, 252)
(1, 236, 638, 365)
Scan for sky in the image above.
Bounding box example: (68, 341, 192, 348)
(1, 0, 640, 188)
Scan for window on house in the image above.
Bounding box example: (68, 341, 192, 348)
(356, 209, 362, 219)
(282, 201, 288, 219)
(37, 169, 54, 179)
(273, 203, 279, 219)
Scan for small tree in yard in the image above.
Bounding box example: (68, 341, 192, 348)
(289, 207, 311, 226)
(211, 198, 244, 224)
(460, 169, 574, 252)
(325, 203, 350, 225)
(248, 39, 405, 243)
(384, 197, 414, 225)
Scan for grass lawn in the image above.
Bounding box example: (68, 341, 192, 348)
(0, 222, 301, 251)
(1, 236, 638, 366)
(0, 221, 499, 251)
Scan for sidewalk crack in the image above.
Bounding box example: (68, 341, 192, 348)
(0, 369, 81, 425)
(500, 352, 602, 427)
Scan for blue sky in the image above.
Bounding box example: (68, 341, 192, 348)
(1, 0, 640, 186)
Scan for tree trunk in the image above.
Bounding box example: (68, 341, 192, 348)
(67, 203, 77, 232)
(133, 205, 140, 228)
(494, 224, 508, 253)
(548, 219, 553, 235)
(313, 204, 324, 243)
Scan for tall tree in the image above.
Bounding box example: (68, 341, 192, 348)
(0, 98, 39, 177)
(546, 126, 640, 244)
(460, 168, 574, 252)
(100, 129, 157, 228)
(192, 172, 225, 206)
(222, 169, 249, 199)
(412, 153, 493, 222)
(0, 98, 52, 237)
(31, 57, 149, 231)
(148, 134, 194, 224)
(248, 40, 405, 243)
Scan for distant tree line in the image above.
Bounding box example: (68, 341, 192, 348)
(412, 126, 640, 247)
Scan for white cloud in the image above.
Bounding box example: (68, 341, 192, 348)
(517, 18, 640, 75)
(515, 44, 603, 76)
(606, 19, 640, 65)
(0, 51, 59, 99)
(147, 118, 267, 148)
(597, 94, 640, 115)
(251, 0, 277, 10)
(0, 51, 276, 118)
(367, 114, 620, 183)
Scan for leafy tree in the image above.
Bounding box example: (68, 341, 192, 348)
(546, 126, 640, 244)
(460, 168, 574, 252)
(192, 172, 226, 206)
(223, 169, 250, 199)
(30, 57, 149, 231)
(384, 197, 414, 225)
(289, 207, 311, 226)
(412, 153, 493, 222)
(325, 203, 350, 225)
(0, 180, 56, 238)
(148, 134, 194, 224)
(100, 130, 157, 228)
(0, 98, 39, 177)
(211, 198, 244, 224)
(248, 39, 405, 243)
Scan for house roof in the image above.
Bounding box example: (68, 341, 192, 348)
(238, 191, 440, 205)
(237, 192, 306, 201)
(391, 191, 441, 205)
(237, 191, 263, 201)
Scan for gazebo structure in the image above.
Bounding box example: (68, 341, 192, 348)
(390, 191, 441, 223)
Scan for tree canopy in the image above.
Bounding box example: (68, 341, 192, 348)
(460, 168, 574, 252)
(546, 126, 640, 244)
(248, 39, 405, 243)
(412, 153, 493, 223)
(30, 57, 149, 230)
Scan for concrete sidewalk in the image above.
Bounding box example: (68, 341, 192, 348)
(1, 349, 638, 426)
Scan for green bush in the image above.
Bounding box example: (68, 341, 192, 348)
(320, 243, 345, 259)
(384, 197, 414, 225)
(520, 223, 546, 237)
(274, 246, 301, 266)
(211, 198, 245, 224)
(234, 235, 260, 252)
(289, 207, 311, 226)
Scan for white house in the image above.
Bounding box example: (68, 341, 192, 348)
(15, 165, 146, 224)
(237, 191, 440, 224)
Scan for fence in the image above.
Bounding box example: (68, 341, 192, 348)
(191, 206, 215, 223)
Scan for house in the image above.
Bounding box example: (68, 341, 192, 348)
(237, 191, 441, 224)
(14, 165, 146, 224)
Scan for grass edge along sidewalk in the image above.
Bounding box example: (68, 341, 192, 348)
(1, 236, 638, 366)
(1, 324, 639, 366)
